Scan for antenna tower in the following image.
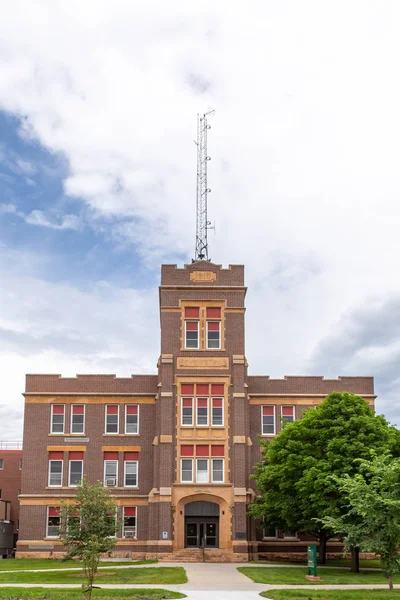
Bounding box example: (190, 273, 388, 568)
(194, 109, 214, 261)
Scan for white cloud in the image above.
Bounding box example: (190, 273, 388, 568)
(0, 1, 400, 433)
(24, 209, 81, 230)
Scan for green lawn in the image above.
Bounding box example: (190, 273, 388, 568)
(262, 592, 400, 600)
(0, 566, 186, 585)
(0, 589, 185, 599)
(326, 558, 382, 569)
(0, 558, 156, 570)
(238, 566, 396, 585)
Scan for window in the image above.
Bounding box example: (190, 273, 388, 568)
(71, 405, 85, 434)
(263, 524, 278, 539)
(122, 507, 137, 539)
(68, 452, 83, 487)
(48, 451, 63, 487)
(124, 452, 138, 487)
(47, 507, 60, 538)
(125, 405, 139, 434)
(196, 398, 208, 426)
(181, 458, 193, 482)
(104, 453, 118, 487)
(283, 529, 298, 539)
(105, 405, 119, 434)
(207, 321, 221, 349)
(0, 459, 3, 470)
(185, 321, 199, 349)
(262, 406, 276, 435)
(181, 397, 194, 426)
(211, 398, 223, 426)
(212, 458, 224, 483)
(196, 458, 209, 483)
(19, 458, 22, 470)
(51, 404, 65, 434)
(281, 405, 295, 424)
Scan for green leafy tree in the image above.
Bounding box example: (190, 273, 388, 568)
(249, 392, 400, 567)
(60, 479, 118, 599)
(322, 454, 400, 590)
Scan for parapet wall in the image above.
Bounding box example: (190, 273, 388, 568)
(247, 376, 375, 396)
(161, 261, 245, 287)
(25, 374, 158, 394)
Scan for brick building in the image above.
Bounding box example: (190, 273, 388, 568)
(17, 262, 374, 560)
(0, 443, 22, 539)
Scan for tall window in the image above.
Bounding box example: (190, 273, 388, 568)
(181, 397, 194, 426)
(68, 452, 83, 487)
(212, 458, 224, 483)
(47, 507, 60, 537)
(196, 398, 208, 426)
(180, 445, 224, 484)
(104, 452, 118, 487)
(105, 405, 119, 434)
(212, 398, 223, 426)
(184, 307, 200, 349)
(206, 307, 221, 349)
(48, 451, 63, 487)
(125, 405, 139, 434)
(51, 404, 65, 434)
(0, 459, 3, 470)
(180, 458, 193, 483)
(262, 406, 276, 436)
(124, 452, 138, 487)
(281, 405, 295, 424)
(122, 507, 137, 539)
(71, 405, 85, 434)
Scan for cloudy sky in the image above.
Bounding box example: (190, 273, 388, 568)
(1, 1, 400, 439)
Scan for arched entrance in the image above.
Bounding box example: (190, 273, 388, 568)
(184, 501, 219, 548)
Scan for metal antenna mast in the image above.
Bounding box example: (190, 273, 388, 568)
(194, 109, 214, 261)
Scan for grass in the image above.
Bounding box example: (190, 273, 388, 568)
(262, 592, 400, 599)
(326, 558, 382, 569)
(0, 589, 185, 599)
(0, 566, 187, 585)
(0, 559, 156, 571)
(238, 566, 397, 585)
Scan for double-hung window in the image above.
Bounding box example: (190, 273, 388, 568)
(180, 446, 194, 483)
(68, 452, 83, 487)
(281, 405, 295, 424)
(184, 307, 200, 349)
(196, 459, 209, 483)
(125, 405, 139, 434)
(211, 398, 223, 426)
(124, 452, 138, 487)
(105, 405, 119, 434)
(0, 459, 3, 470)
(71, 405, 85, 434)
(47, 507, 61, 538)
(104, 452, 118, 487)
(181, 397, 194, 426)
(196, 398, 208, 426)
(122, 507, 137, 539)
(262, 406, 276, 436)
(211, 458, 224, 483)
(180, 445, 224, 484)
(51, 405, 65, 434)
(48, 451, 63, 487)
(206, 307, 221, 349)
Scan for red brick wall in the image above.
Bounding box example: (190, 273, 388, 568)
(0, 450, 22, 532)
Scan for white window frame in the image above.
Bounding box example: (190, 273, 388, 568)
(0, 459, 3, 470)
(206, 320, 221, 350)
(281, 405, 295, 424)
(262, 525, 278, 540)
(124, 460, 138, 488)
(211, 397, 224, 427)
(122, 506, 137, 539)
(125, 405, 139, 435)
(180, 458, 194, 483)
(196, 397, 209, 427)
(104, 460, 119, 487)
(184, 320, 199, 350)
(283, 529, 298, 540)
(70, 405, 85, 435)
(68, 460, 83, 488)
(50, 404, 65, 434)
(211, 458, 224, 483)
(261, 405, 276, 436)
(105, 405, 120, 434)
(181, 397, 194, 426)
(48, 460, 63, 487)
(196, 458, 209, 483)
(46, 507, 61, 538)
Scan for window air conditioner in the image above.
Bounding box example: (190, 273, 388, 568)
(124, 530, 135, 539)
(105, 478, 117, 487)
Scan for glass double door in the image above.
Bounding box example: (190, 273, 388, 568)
(185, 518, 218, 548)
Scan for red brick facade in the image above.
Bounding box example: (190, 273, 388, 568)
(18, 262, 374, 560)
(0, 448, 22, 534)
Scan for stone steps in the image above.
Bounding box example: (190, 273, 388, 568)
(159, 548, 247, 563)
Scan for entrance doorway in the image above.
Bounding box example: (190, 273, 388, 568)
(184, 501, 219, 548)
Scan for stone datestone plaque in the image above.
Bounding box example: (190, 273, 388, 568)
(177, 357, 229, 369)
(190, 271, 217, 282)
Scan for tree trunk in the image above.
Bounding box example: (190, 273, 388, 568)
(350, 546, 360, 573)
(319, 531, 328, 565)
(388, 575, 393, 591)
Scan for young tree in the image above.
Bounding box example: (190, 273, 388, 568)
(322, 454, 400, 590)
(249, 392, 400, 567)
(60, 478, 118, 599)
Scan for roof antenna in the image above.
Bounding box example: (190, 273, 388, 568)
(193, 109, 215, 262)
